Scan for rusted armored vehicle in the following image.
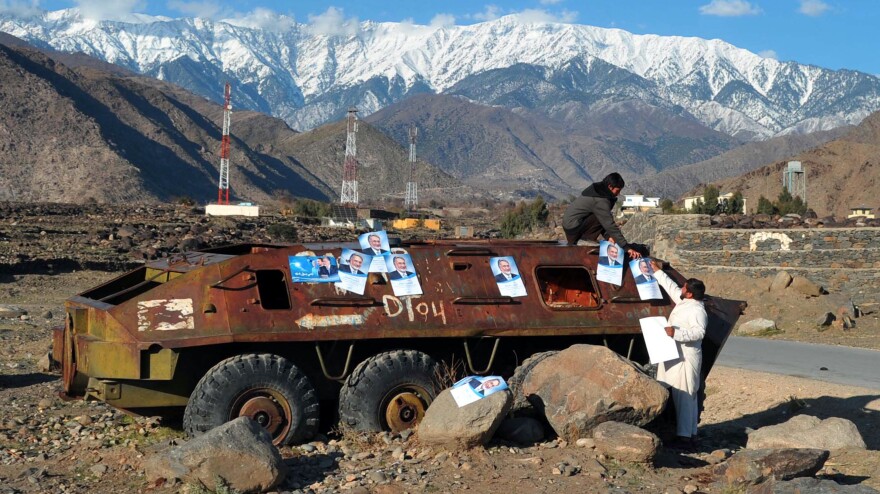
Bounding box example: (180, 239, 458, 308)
(53, 240, 745, 445)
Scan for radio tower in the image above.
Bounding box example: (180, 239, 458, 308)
(217, 82, 232, 205)
(405, 125, 418, 210)
(340, 107, 359, 205)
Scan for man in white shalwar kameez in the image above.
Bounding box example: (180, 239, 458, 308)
(650, 260, 707, 447)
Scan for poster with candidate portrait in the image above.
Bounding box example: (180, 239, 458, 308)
(385, 253, 422, 296)
(629, 258, 662, 300)
(334, 248, 371, 295)
(489, 256, 527, 297)
(596, 241, 624, 286)
(358, 230, 391, 273)
(288, 255, 340, 283)
(449, 375, 509, 408)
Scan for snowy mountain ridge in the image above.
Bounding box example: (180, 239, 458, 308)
(2, 8, 879, 137)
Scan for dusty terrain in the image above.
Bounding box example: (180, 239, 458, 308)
(1, 268, 879, 494)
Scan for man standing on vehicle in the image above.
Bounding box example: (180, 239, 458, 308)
(562, 173, 641, 259)
(650, 259, 707, 449)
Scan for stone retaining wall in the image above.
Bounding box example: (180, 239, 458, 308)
(621, 213, 880, 303)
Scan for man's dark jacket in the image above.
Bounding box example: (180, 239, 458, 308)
(562, 182, 629, 248)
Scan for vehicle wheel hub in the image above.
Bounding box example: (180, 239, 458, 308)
(384, 392, 426, 433)
(238, 394, 289, 439)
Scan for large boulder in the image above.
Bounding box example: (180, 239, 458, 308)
(738, 318, 777, 335)
(520, 345, 668, 441)
(747, 415, 866, 450)
(591, 421, 660, 464)
(417, 387, 512, 449)
(713, 448, 829, 486)
(789, 276, 823, 297)
(770, 271, 793, 292)
(143, 417, 287, 493)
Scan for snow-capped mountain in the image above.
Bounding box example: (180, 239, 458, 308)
(3, 9, 880, 139)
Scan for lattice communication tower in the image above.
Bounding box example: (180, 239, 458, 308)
(340, 107, 359, 205)
(405, 125, 418, 210)
(217, 82, 232, 205)
(783, 160, 807, 202)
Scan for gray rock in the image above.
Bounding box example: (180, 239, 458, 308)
(143, 417, 286, 493)
(738, 318, 777, 335)
(495, 417, 545, 445)
(747, 415, 866, 450)
(37, 353, 53, 373)
(521, 345, 668, 441)
(0, 306, 26, 318)
(789, 277, 823, 297)
(417, 387, 511, 449)
(817, 312, 836, 326)
(770, 271, 793, 292)
(41, 310, 53, 320)
(591, 421, 660, 464)
(713, 448, 829, 486)
(751, 477, 880, 493)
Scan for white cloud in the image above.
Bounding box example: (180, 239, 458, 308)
(539, 0, 564, 4)
(167, 1, 224, 20)
(74, 0, 146, 21)
(307, 6, 359, 37)
(429, 13, 455, 28)
(227, 7, 296, 32)
(699, 0, 762, 16)
(471, 5, 502, 22)
(513, 8, 578, 23)
(798, 0, 830, 16)
(0, 0, 41, 18)
(758, 49, 778, 59)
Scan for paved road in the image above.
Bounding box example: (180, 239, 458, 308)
(716, 336, 880, 390)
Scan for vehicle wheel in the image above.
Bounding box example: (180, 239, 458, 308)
(338, 350, 438, 433)
(508, 350, 559, 416)
(183, 353, 319, 446)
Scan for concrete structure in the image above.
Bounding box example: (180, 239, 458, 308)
(848, 206, 875, 219)
(205, 204, 260, 217)
(392, 218, 442, 231)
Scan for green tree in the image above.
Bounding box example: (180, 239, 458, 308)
(660, 198, 675, 213)
(722, 191, 744, 214)
(500, 197, 549, 238)
(757, 195, 776, 215)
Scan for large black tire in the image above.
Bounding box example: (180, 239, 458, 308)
(183, 353, 319, 446)
(338, 350, 438, 433)
(508, 350, 559, 416)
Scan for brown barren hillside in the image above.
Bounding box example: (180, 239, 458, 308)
(704, 111, 880, 218)
(0, 38, 464, 205)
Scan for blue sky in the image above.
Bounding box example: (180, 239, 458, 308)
(10, 0, 880, 75)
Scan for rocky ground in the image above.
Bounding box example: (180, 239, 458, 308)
(1, 203, 879, 493)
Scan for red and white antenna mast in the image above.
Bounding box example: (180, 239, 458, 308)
(405, 125, 418, 210)
(217, 82, 232, 205)
(340, 107, 359, 205)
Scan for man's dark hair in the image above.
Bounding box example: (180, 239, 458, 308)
(602, 173, 626, 189)
(686, 278, 706, 301)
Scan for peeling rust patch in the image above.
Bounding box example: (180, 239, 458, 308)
(137, 298, 194, 332)
(296, 307, 375, 330)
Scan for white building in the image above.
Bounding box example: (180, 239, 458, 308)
(620, 194, 660, 215)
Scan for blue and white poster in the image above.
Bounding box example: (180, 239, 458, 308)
(358, 230, 391, 272)
(335, 249, 371, 294)
(629, 258, 662, 300)
(490, 256, 527, 297)
(596, 241, 624, 286)
(385, 253, 422, 296)
(450, 376, 508, 407)
(289, 255, 340, 283)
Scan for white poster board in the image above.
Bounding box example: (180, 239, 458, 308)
(358, 230, 390, 272)
(385, 253, 422, 296)
(335, 248, 371, 295)
(639, 316, 681, 364)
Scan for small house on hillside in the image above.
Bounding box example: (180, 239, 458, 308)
(620, 195, 660, 216)
(682, 192, 747, 214)
(847, 206, 875, 219)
